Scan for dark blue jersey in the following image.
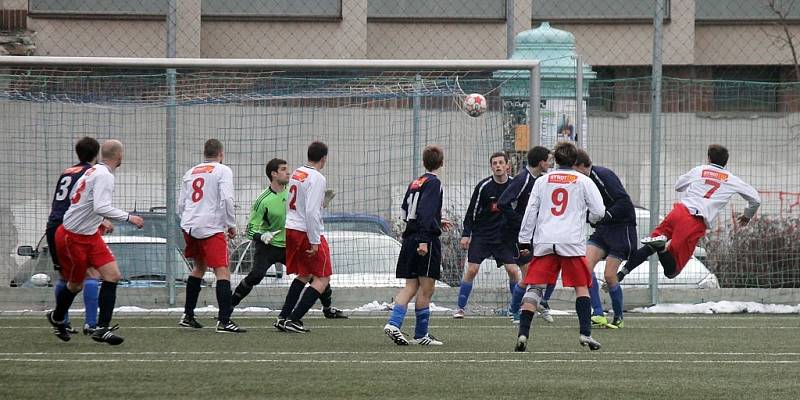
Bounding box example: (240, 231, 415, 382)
(588, 165, 636, 226)
(498, 167, 538, 236)
(47, 162, 92, 227)
(400, 173, 443, 242)
(462, 176, 512, 240)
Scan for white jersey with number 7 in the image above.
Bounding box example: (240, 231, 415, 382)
(285, 165, 326, 245)
(518, 168, 605, 257)
(178, 161, 236, 239)
(675, 164, 760, 227)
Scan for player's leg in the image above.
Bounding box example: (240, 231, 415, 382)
(495, 241, 521, 316)
(285, 236, 333, 333)
(47, 225, 75, 332)
(515, 254, 558, 352)
(320, 283, 347, 319)
(232, 240, 278, 307)
(82, 268, 100, 335)
(509, 261, 529, 323)
(91, 260, 124, 345)
(48, 227, 86, 341)
(538, 283, 556, 323)
(604, 256, 624, 328)
(561, 256, 600, 350)
(586, 244, 610, 327)
(180, 231, 205, 328)
(410, 276, 442, 345)
(212, 265, 246, 333)
(384, 278, 418, 345)
(619, 207, 679, 281)
(455, 262, 480, 318)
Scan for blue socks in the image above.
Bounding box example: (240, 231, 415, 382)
(83, 278, 99, 328)
(589, 273, 604, 316)
(608, 283, 624, 321)
(509, 283, 526, 314)
(457, 281, 473, 309)
(414, 307, 430, 339)
(388, 304, 407, 329)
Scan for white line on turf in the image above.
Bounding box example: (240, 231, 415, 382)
(1, 358, 799, 364)
(1, 325, 799, 329)
(1, 350, 799, 356)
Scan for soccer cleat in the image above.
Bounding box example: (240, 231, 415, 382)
(538, 305, 554, 323)
(323, 307, 349, 319)
(641, 235, 668, 251)
(216, 320, 247, 333)
(616, 270, 627, 283)
(383, 323, 409, 346)
(452, 308, 465, 319)
(515, 335, 528, 352)
(47, 311, 71, 342)
(178, 313, 203, 329)
(91, 325, 124, 345)
(512, 311, 521, 324)
(82, 324, 96, 336)
(579, 334, 602, 351)
(65, 322, 78, 334)
(273, 318, 287, 332)
(411, 334, 443, 346)
(611, 319, 624, 329)
(282, 319, 309, 333)
(591, 314, 609, 327)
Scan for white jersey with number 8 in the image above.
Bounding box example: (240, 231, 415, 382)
(519, 168, 605, 257)
(675, 164, 760, 227)
(179, 161, 236, 239)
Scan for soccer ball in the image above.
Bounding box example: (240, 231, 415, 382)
(463, 93, 487, 117)
(30, 273, 50, 287)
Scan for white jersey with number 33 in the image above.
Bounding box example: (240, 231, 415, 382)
(518, 169, 605, 257)
(178, 161, 236, 239)
(285, 165, 326, 245)
(675, 164, 761, 227)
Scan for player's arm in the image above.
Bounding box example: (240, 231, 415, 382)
(415, 178, 443, 243)
(305, 176, 326, 245)
(603, 170, 634, 223)
(584, 178, 606, 224)
(220, 168, 236, 227)
(518, 178, 542, 249)
(461, 182, 481, 238)
(177, 175, 188, 217)
(734, 178, 762, 224)
(674, 167, 698, 192)
(498, 175, 524, 228)
(92, 173, 129, 222)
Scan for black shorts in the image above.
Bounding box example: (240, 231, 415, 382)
(45, 223, 60, 269)
(467, 236, 517, 265)
(252, 239, 286, 271)
(587, 224, 638, 261)
(396, 237, 441, 280)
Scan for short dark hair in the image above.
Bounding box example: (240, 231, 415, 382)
(707, 144, 729, 167)
(308, 141, 328, 162)
(204, 139, 223, 158)
(265, 158, 287, 181)
(75, 136, 100, 163)
(527, 146, 550, 167)
(422, 145, 444, 172)
(575, 149, 592, 167)
(553, 142, 578, 168)
(489, 152, 508, 164)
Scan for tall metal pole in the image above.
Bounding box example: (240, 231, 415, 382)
(165, 0, 178, 306)
(412, 74, 421, 178)
(506, 0, 515, 58)
(575, 55, 584, 148)
(648, 0, 665, 305)
(529, 65, 541, 147)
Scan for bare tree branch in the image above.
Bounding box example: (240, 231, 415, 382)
(766, 0, 800, 81)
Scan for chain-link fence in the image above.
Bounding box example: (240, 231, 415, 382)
(1, 0, 799, 312)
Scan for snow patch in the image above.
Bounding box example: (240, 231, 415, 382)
(633, 301, 800, 314)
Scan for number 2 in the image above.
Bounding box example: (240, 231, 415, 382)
(289, 185, 298, 210)
(550, 188, 569, 216)
(55, 176, 72, 201)
(703, 179, 721, 199)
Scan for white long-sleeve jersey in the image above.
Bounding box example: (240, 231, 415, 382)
(63, 163, 129, 235)
(179, 161, 236, 239)
(675, 164, 761, 227)
(518, 168, 605, 257)
(285, 165, 326, 244)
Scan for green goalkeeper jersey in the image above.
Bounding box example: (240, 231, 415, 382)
(246, 187, 287, 248)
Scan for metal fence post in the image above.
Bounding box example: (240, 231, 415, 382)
(575, 55, 584, 148)
(165, 0, 178, 306)
(529, 65, 541, 147)
(649, 0, 666, 306)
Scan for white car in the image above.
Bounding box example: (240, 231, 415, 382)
(226, 230, 448, 288)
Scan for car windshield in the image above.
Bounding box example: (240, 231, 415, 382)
(325, 220, 387, 235)
(113, 216, 169, 238)
(107, 243, 189, 281)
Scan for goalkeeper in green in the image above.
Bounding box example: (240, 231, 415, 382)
(231, 158, 346, 319)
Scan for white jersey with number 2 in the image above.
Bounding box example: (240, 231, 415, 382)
(518, 168, 605, 257)
(675, 164, 761, 227)
(179, 161, 236, 239)
(285, 165, 326, 245)
(63, 163, 129, 235)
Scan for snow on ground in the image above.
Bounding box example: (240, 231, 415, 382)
(633, 301, 800, 314)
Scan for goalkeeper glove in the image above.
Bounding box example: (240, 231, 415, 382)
(518, 242, 532, 253)
(323, 189, 336, 209)
(260, 230, 280, 244)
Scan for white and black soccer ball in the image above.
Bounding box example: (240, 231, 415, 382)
(463, 93, 487, 117)
(30, 273, 51, 287)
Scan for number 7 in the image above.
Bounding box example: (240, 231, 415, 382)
(703, 179, 720, 199)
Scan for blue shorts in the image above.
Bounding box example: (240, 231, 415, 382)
(467, 236, 516, 265)
(396, 237, 441, 280)
(587, 224, 638, 261)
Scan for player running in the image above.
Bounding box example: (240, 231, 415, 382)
(178, 139, 245, 333)
(47, 139, 144, 345)
(617, 144, 761, 283)
(516, 142, 605, 352)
